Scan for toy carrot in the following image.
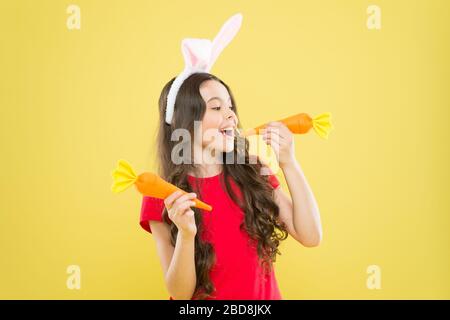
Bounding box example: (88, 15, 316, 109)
(111, 159, 212, 211)
(243, 112, 333, 139)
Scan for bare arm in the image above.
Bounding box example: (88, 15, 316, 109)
(150, 222, 197, 299)
(263, 122, 323, 247)
(274, 163, 323, 247)
(150, 191, 198, 300)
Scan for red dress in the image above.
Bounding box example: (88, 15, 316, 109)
(140, 171, 282, 300)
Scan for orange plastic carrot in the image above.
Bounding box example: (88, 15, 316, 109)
(111, 160, 212, 211)
(244, 112, 333, 139)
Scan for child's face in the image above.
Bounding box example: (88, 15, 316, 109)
(199, 80, 238, 154)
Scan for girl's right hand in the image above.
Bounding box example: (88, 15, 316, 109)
(164, 190, 197, 238)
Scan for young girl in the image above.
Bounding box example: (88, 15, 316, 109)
(140, 14, 322, 300)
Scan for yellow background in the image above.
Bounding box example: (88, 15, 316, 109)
(1, 0, 449, 299)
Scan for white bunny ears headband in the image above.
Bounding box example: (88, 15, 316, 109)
(165, 13, 243, 125)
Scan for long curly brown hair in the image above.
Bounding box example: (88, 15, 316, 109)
(156, 73, 288, 299)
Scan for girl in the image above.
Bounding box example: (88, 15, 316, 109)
(139, 73, 323, 300)
(140, 13, 322, 300)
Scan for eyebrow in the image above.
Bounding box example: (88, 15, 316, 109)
(207, 96, 231, 103)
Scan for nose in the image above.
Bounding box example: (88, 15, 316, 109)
(223, 108, 237, 125)
(224, 108, 235, 120)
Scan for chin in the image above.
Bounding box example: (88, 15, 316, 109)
(211, 142, 234, 155)
(212, 135, 233, 152)
(203, 135, 235, 160)
(223, 143, 235, 153)
(221, 136, 235, 153)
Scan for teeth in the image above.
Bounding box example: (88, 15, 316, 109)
(220, 128, 234, 137)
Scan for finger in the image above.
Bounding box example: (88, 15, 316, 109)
(266, 127, 289, 140)
(186, 210, 195, 217)
(265, 128, 281, 136)
(267, 122, 291, 138)
(263, 132, 279, 145)
(170, 200, 191, 220)
(264, 127, 281, 136)
(176, 200, 196, 214)
(263, 132, 282, 144)
(267, 121, 283, 128)
(164, 190, 183, 207)
(264, 126, 280, 134)
(266, 136, 279, 146)
(173, 192, 197, 208)
(267, 139, 288, 154)
(266, 131, 289, 145)
(263, 137, 280, 151)
(272, 133, 288, 144)
(262, 134, 270, 144)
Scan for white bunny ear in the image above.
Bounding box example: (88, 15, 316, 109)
(208, 13, 243, 70)
(182, 38, 212, 70)
(165, 13, 243, 124)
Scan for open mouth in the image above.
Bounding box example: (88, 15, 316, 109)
(219, 127, 234, 137)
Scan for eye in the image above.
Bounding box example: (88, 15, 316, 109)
(211, 106, 221, 111)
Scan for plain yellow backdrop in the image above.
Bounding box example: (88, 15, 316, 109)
(1, 0, 449, 299)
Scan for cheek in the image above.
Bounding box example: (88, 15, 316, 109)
(200, 111, 223, 147)
(202, 111, 222, 131)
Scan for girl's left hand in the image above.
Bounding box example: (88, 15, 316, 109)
(262, 122, 296, 168)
